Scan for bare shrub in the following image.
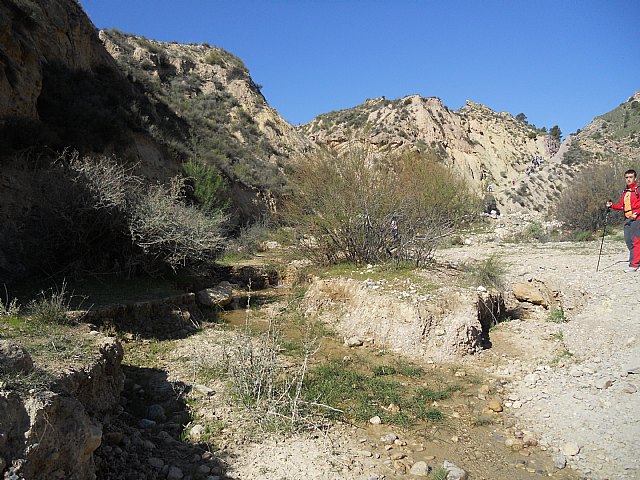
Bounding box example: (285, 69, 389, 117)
(0, 286, 20, 317)
(285, 148, 479, 266)
(129, 178, 227, 272)
(18, 151, 228, 279)
(555, 162, 636, 231)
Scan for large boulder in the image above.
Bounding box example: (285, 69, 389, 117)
(512, 281, 549, 307)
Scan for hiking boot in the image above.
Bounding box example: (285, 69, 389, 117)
(624, 266, 639, 273)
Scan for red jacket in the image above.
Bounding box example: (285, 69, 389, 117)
(611, 182, 640, 219)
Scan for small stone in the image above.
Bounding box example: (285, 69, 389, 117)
(454, 370, 466, 377)
(148, 457, 164, 469)
(553, 454, 567, 469)
(345, 336, 364, 347)
(139, 419, 156, 428)
(393, 460, 408, 473)
(393, 439, 406, 446)
(478, 385, 490, 395)
(194, 384, 215, 396)
(381, 433, 398, 444)
(622, 382, 638, 394)
(197, 465, 211, 474)
(360, 450, 373, 457)
(443, 460, 469, 480)
(488, 399, 503, 412)
(167, 466, 184, 480)
(145, 404, 166, 422)
(390, 453, 405, 460)
(562, 442, 581, 456)
(409, 461, 430, 476)
(190, 424, 204, 440)
(369, 415, 381, 425)
(595, 377, 615, 389)
(103, 432, 123, 445)
(0, 340, 34, 374)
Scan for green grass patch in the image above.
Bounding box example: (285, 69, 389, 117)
(302, 360, 451, 426)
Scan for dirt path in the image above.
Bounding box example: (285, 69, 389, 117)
(437, 238, 640, 479)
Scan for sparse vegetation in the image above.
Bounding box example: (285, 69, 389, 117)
(27, 284, 73, 325)
(466, 255, 507, 289)
(555, 162, 635, 232)
(547, 307, 566, 323)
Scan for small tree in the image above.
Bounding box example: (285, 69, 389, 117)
(550, 125, 562, 141)
(183, 158, 230, 214)
(515, 113, 527, 122)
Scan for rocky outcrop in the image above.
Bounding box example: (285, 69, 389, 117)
(0, 336, 124, 480)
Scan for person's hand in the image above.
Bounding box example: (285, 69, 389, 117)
(606, 201, 613, 208)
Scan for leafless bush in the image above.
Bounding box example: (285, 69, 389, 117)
(555, 162, 634, 231)
(221, 292, 321, 431)
(0, 286, 20, 317)
(18, 151, 228, 278)
(285, 148, 479, 266)
(129, 177, 227, 272)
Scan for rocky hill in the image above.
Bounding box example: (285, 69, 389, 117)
(298, 95, 570, 214)
(562, 91, 640, 167)
(98, 29, 314, 195)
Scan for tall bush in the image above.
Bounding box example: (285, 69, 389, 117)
(555, 162, 636, 231)
(285, 149, 479, 266)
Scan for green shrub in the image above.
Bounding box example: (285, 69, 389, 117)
(548, 307, 566, 323)
(183, 159, 229, 214)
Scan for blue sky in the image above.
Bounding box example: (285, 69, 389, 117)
(79, 0, 639, 136)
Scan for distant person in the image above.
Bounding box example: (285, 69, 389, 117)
(607, 169, 640, 272)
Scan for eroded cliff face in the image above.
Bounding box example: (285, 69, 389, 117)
(0, 0, 109, 118)
(98, 29, 315, 193)
(0, 0, 180, 180)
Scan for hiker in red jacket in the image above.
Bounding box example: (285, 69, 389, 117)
(607, 169, 640, 272)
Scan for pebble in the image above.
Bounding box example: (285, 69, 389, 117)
(562, 442, 581, 456)
(595, 377, 615, 389)
(381, 433, 397, 444)
(443, 460, 469, 480)
(148, 457, 164, 469)
(553, 454, 567, 469)
(369, 416, 382, 425)
(488, 399, 503, 412)
(167, 466, 184, 480)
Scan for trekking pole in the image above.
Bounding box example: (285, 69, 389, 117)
(596, 208, 610, 272)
